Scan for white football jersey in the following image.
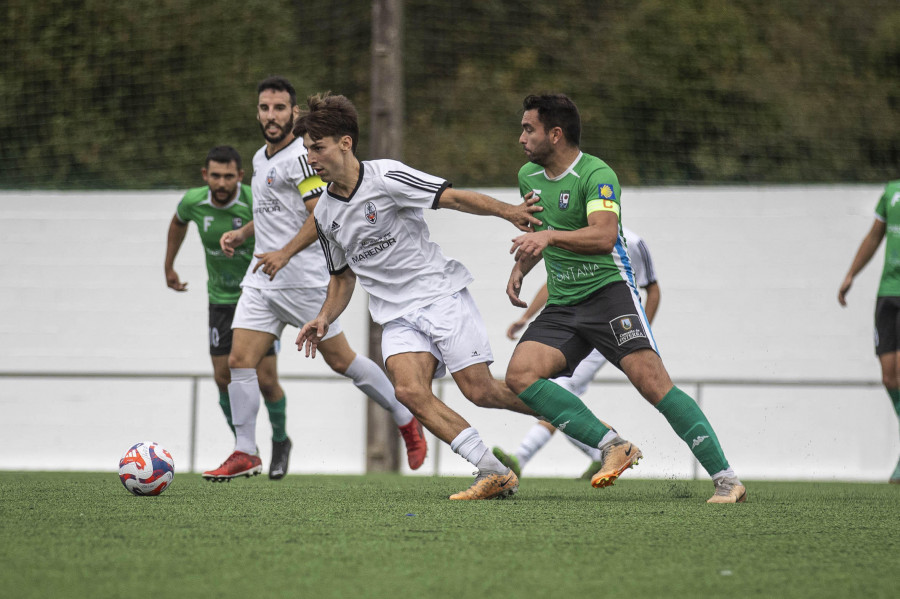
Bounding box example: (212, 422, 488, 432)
(243, 137, 328, 290)
(314, 159, 474, 324)
(621, 227, 657, 288)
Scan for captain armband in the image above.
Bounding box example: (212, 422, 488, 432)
(586, 198, 620, 217)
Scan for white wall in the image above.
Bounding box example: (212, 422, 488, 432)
(1, 186, 897, 482)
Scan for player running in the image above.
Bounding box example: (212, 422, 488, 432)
(201, 77, 426, 482)
(504, 93, 746, 503)
(293, 92, 544, 500)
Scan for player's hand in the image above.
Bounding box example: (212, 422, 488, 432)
(165, 268, 187, 292)
(510, 230, 551, 261)
(219, 230, 245, 258)
(506, 318, 528, 340)
(253, 249, 290, 281)
(507, 191, 543, 232)
(506, 268, 528, 308)
(838, 275, 853, 306)
(296, 317, 330, 359)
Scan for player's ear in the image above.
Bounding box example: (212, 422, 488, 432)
(201, 167, 209, 182)
(237, 169, 245, 182)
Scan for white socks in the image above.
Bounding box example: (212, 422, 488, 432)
(343, 355, 414, 425)
(451, 427, 507, 472)
(563, 433, 603, 461)
(515, 422, 553, 468)
(229, 367, 260, 454)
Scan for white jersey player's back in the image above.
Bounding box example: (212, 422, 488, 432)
(244, 138, 328, 290)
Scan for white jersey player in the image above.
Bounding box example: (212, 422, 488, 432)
(294, 92, 543, 500)
(202, 77, 427, 483)
(494, 227, 660, 479)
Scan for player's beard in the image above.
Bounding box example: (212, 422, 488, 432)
(526, 139, 552, 167)
(260, 115, 294, 144)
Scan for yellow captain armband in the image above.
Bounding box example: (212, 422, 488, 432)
(586, 197, 620, 217)
(298, 174, 326, 197)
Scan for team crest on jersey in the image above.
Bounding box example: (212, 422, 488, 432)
(266, 168, 277, 186)
(559, 190, 571, 210)
(609, 314, 646, 346)
(232, 218, 243, 229)
(598, 184, 616, 200)
(364, 201, 377, 224)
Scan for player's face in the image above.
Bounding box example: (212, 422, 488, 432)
(201, 160, 243, 205)
(257, 89, 296, 144)
(520, 109, 553, 166)
(303, 133, 348, 183)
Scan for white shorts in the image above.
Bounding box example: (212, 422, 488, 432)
(551, 349, 608, 396)
(381, 288, 493, 379)
(233, 286, 342, 341)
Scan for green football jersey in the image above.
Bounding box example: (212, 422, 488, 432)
(518, 152, 629, 305)
(875, 180, 900, 297)
(175, 184, 254, 304)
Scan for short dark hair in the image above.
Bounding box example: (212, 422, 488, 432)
(205, 145, 242, 170)
(293, 92, 360, 154)
(522, 94, 581, 147)
(257, 76, 297, 106)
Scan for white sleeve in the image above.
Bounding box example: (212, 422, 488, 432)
(630, 237, 657, 287)
(315, 217, 348, 275)
(380, 162, 449, 210)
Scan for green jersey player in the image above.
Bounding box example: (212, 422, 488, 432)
(504, 94, 746, 503)
(164, 145, 284, 451)
(838, 179, 900, 483)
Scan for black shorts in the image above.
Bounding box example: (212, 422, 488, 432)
(209, 304, 277, 357)
(519, 281, 657, 376)
(874, 296, 900, 355)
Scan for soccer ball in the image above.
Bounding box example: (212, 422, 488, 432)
(118, 441, 175, 496)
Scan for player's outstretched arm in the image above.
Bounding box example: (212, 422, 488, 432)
(296, 268, 357, 358)
(839, 219, 886, 306)
(437, 188, 543, 232)
(220, 221, 254, 258)
(165, 215, 189, 292)
(254, 196, 321, 280)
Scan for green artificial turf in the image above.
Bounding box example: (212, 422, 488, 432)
(0, 472, 897, 598)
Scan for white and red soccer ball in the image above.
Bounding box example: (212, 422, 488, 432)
(118, 442, 174, 496)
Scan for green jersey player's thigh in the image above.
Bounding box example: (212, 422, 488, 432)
(874, 296, 900, 355)
(231, 287, 342, 341)
(381, 288, 493, 380)
(520, 281, 657, 377)
(209, 303, 278, 356)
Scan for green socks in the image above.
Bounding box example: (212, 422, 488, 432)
(218, 391, 235, 435)
(265, 395, 288, 443)
(518, 379, 611, 449)
(656, 386, 729, 476)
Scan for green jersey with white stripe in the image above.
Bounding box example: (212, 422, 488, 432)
(518, 152, 628, 305)
(175, 184, 254, 304)
(875, 180, 900, 297)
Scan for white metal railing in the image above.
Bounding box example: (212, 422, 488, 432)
(0, 371, 883, 475)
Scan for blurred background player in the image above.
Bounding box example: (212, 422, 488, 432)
(494, 226, 659, 479)
(505, 93, 745, 503)
(838, 178, 900, 484)
(202, 77, 426, 482)
(294, 92, 544, 500)
(164, 145, 285, 459)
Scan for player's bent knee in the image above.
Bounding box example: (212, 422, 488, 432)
(504, 370, 533, 396)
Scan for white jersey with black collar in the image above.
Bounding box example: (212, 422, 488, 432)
(314, 159, 474, 324)
(243, 137, 328, 290)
